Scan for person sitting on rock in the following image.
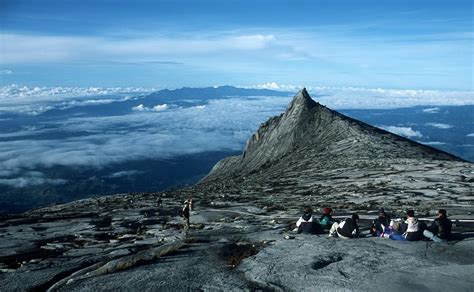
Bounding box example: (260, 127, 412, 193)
(296, 206, 320, 234)
(370, 208, 391, 236)
(403, 210, 423, 241)
(423, 209, 452, 242)
(381, 220, 405, 240)
(319, 207, 337, 231)
(329, 213, 360, 239)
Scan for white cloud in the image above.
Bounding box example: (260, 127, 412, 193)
(0, 127, 50, 138)
(308, 87, 474, 109)
(250, 82, 303, 91)
(132, 104, 168, 112)
(425, 123, 453, 129)
(0, 84, 155, 115)
(0, 171, 67, 188)
(256, 82, 281, 90)
(419, 141, 446, 145)
(230, 34, 275, 50)
(0, 69, 13, 75)
(152, 104, 168, 112)
(1, 27, 472, 90)
(467, 133, 474, 137)
(0, 84, 155, 100)
(380, 126, 423, 138)
(105, 170, 142, 179)
(422, 107, 440, 113)
(132, 104, 147, 111)
(59, 98, 117, 109)
(0, 33, 276, 64)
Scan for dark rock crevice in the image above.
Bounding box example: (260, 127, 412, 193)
(311, 254, 344, 270)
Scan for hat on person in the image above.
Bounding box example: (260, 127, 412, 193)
(323, 207, 333, 214)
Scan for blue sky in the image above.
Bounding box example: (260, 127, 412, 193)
(0, 0, 473, 90)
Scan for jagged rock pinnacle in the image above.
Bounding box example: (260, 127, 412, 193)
(285, 88, 317, 117)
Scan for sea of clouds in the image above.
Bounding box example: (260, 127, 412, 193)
(0, 93, 289, 187)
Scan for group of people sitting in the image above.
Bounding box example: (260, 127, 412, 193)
(295, 206, 452, 242)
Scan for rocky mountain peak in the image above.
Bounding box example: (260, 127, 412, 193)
(203, 89, 461, 182)
(286, 88, 317, 111)
(281, 88, 318, 123)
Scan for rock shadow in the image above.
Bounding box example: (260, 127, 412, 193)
(219, 242, 259, 268)
(311, 254, 344, 270)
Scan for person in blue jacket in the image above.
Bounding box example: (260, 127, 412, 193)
(319, 207, 338, 231)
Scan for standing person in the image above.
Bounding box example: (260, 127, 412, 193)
(403, 210, 423, 241)
(319, 207, 337, 231)
(424, 209, 452, 241)
(156, 196, 163, 207)
(182, 200, 191, 231)
(370, 208, 391, 236)
(188, 198, 193, 211)
(296, 206, 319, 234)
(329, 213, 360, 239)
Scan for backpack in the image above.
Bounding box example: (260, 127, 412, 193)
(436, 218, 452, 239)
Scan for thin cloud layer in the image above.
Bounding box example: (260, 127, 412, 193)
(0, 171, 67, 188)
(105, 170, 143, 179)
(426, 123, 453, 129)
(0, 85, 155, 115)
(2, 23, 472, 90)
(380, 126, 423, 138)
(0, 33, 276, 64)
(251, 83, 474, 109)
(0, 84, 155, 100)
(419, 141, 446, 146)
(422, 107, 441, 113)
(311, 86, 474, 109)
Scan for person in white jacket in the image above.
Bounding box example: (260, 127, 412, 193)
(403, 210, 423, 241)
(296, 207, 318, 234)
